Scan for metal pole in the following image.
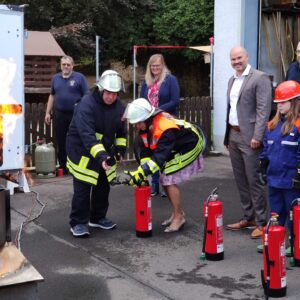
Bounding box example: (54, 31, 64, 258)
(209, 37, 214, 107)
(96, 35, 100, 82)
(133, 46, 137, 99)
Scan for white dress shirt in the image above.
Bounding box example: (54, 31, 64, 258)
(229, 64, 251, 126)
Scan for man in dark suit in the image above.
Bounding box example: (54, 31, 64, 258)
(224, 46, 272, 239)
(286, 41, 300, 83)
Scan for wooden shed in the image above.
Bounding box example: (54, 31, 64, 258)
(24, 31, 65, 102)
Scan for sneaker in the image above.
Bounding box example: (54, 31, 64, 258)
(89, 218, 116, 230)
(286, 246, 291, 257)
(70, 224, 90, 237)
(257, 244, 263, 253)
(161, 190, 167, 198)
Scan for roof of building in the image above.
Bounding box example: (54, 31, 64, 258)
(24, 31, 65, 56)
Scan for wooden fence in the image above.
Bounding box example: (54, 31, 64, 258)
(25, 96, 211, 166)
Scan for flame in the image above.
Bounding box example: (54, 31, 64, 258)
(0, 105, 23, 166)
(23, 155, 34, 186)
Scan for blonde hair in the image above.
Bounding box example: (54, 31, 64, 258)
(145, 54, 170, 87)
(269, 97, 300, 135)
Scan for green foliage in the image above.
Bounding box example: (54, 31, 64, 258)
(152, 0, 214, 60)
(0, 0, 214, 64)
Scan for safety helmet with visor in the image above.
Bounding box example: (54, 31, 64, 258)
(122, 98, 156, 124)
(274, 80, 300, 103)
(96, 70, 123, 93)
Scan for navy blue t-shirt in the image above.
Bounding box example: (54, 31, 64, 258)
(51, 71, 89, 113)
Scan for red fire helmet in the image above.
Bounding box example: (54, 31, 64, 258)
(274, 80, 300, 103)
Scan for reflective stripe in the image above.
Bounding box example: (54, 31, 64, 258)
(140, 133, 148, 147)
(106, 164, 117, 182)
(67, 156, 99, 185)
(145, 159, 160, 173)
(175, 119, 192, 128)
(140, 157, 150, 164)
(90, 143, 105, 158)
(115, 137, 126, 147)
(267, 140, 274, 145)
(282, 141, 298, 146)
(163, 126, 204, 175)
(95, 132, 103, 140)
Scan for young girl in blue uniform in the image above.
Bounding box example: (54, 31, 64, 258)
(258, 80, 300, 254)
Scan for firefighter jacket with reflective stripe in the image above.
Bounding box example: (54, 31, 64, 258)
(260, 117, 300, 189)
(138, 112, 204, 176)
(66, 89, 127, 185)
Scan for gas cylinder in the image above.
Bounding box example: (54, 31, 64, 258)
(35, 139, 56, 178)
(135, 185, 152, 238)
(290, 199, 300, 267)
(261, 213, 286, 298)
(201, 188, 224, 261)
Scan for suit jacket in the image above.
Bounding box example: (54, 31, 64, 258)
(224, 68, 272, 146)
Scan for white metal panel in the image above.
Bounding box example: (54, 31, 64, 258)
(0, 6, 25, 171)
(213, 0, 259, 152)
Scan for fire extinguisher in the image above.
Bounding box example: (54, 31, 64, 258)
(261, 213, 287, 299)
(289, 198, 300, 267)
(135, 185, 152, 238)
(200, 187, 224, 261)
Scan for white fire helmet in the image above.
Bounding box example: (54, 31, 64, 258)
(96, 70, 123, 92)
(122, 98, 156, 124)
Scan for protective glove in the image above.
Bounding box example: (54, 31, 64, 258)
(124, 166, 147, 187)
(258, 160, 268, 186)
(106, 156, 116, 167)
(292, 168, 300, 189)
(115, 146, 126, 161)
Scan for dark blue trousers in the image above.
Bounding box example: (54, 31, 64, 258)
(268, 186, 300, 231)
(53, 110, 73, 170)
(70, 169, 110, 227)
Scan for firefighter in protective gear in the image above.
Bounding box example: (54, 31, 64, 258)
(66, 70, 127, 237)
(257, 80, 300, 253)
(123, 98, 205, 233)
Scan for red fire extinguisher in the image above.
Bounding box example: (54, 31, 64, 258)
(135, 185, 152, 238)
(261, 213, 287, 299)
(289, 198, 300, 267)
(200, 188, 224, 261)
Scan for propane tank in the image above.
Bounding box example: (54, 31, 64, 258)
(35, 139, 56, 178)
(261, 213, 287, 298)
(135, 185, 152, 238)
(200, 188, 224, 261)
(289, 199, 300, 267)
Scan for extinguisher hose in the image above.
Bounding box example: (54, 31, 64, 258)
(264, 221, 271, 300)
(200, 200, 209, 261)
(200, 188, 218, 261)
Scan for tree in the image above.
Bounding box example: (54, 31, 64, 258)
(152, 0, 214, 59)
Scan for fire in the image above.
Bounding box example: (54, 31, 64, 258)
(0, 104, 23, 166)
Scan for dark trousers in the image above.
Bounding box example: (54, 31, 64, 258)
(69, 169, 110, 227)
(268, 187, 300, 232)
(53, 110, 73, 170)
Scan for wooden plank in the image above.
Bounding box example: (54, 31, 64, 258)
(179, 98, 185, 119)
(185, 97, 191, 122)
(24, 99, 212, 166)
(190, 96, 196, 123)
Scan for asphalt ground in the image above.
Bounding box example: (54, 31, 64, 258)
(8, 155, 300, 300)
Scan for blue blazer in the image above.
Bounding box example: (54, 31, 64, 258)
(140, 74, 180, 116)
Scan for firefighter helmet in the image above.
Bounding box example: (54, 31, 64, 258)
(274, 80, 300, 103)
(122, 98, 156, 124)
(96, 70, 123, 92)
